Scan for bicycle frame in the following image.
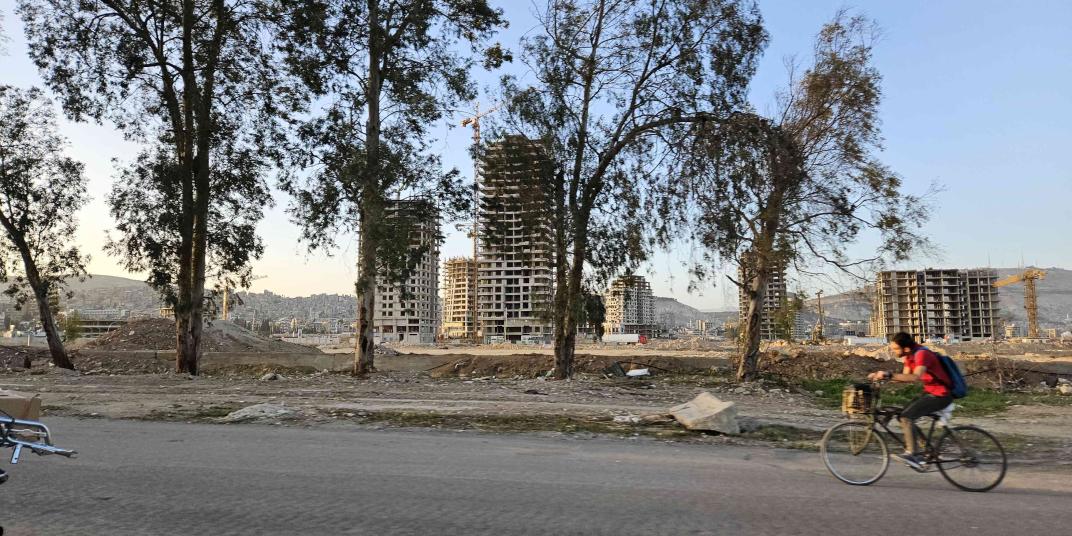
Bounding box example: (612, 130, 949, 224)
(858, 385, 966, 470)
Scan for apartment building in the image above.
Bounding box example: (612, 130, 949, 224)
(476, 136, 554, 343)
(372, 200, 440, 344)
(440, 256, 476, 339)
(873, 268, 999, 341)
(737, 261, 789, 341)
(603, 275, 656, 336)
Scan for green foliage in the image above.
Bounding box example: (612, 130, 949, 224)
(274, 0, 508, 297)
(18, 0, 299, 306)
(495, 0, 767, 376)
(62, 311, 83, 342)
(771, 291, 805, 341)
(0, 86, 88, 311)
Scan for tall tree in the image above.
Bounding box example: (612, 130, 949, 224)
(274, 0, 508, 375)
(497, 0, 766, 378)
(660, 12, 930, 380)
(0, 86, 88, 370)
(19, 0, 301, 374)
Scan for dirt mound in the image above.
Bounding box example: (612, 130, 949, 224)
(759, 350, 895, 381)
(83, 319, 322, 354)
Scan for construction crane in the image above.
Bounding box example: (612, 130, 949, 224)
(993, 269, 1046, 338)
(810, 290, 825, 343)
(459, 102, 501, 343)
(222, 275, 267, 321)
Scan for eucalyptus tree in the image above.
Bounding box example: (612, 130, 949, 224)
(18, 0, 303, 374)
(496, 0, 767, 378)
(660, 13, 930, 380)
(0, 86, 88, 370)
(274, 0, 508, 375)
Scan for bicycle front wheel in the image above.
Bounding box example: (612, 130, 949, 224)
(936, 425, 1007, 492)
(820, 421, 889, 486)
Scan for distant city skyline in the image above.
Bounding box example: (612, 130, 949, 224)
(1, 1, 1069, 311)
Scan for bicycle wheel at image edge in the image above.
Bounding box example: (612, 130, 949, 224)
(936, 425, 1007, 492)
(820, 421, 890, 486)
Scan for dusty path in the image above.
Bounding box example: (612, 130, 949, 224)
(4, 370, 1072, 463)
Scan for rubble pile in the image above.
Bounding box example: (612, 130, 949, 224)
(83, 319, 322, 354)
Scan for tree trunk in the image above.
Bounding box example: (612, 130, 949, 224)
(6, 231, 74, 370)
(354, 0, 383, 376)
(553, 212, 589, 380)
(32, 282, 73, 370)
(354, 204, 378, 375)
(737, 256, 769, 382)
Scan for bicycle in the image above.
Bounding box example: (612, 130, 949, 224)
(1, 409, 77, 486)
(819, 381, 1007, 492)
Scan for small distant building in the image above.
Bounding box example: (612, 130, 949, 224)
(440, 257, 476, 340)
(69, 309, 129, 339)
(603, 275, 656, 337)
(737, 259, 789, 341)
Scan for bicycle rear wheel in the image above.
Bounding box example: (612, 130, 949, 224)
(820, 421, 889, 485)
(935, 425, 1007, 492)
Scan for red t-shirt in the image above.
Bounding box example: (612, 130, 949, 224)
(905, 347, 951, 397)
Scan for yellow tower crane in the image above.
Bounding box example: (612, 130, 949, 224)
(459, 102, 501, 343)
(222, 275, 267, 321)
(993, 268, 1046, 339)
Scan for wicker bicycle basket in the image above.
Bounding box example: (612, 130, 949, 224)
(841, 384, 875, 415)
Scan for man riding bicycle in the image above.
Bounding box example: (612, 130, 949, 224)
(867, 332, 953, 470)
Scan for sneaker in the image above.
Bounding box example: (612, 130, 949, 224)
(893, 452, 926, 471)
(0, 469, 7, 485)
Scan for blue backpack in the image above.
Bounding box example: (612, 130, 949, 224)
(922, 347, 968, 399)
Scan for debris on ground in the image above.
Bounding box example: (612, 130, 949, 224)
(670, 391, 740, 435)
(221, 403, 295, 423)
(259, 373, 283, 382)
(625, 368, 650, 377)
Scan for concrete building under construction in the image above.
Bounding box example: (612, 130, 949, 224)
(440, 256, 476, 339)
(476, 136, 554, 343)
(872, 268, 999, 342)
(603, 275, 656, 336)
(737, 262, 789, 341)
(372, 200, 440, 345)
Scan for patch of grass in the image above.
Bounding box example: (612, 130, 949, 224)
(801, 377, 1072, 417)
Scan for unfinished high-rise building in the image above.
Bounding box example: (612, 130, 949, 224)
(440, 257, 476, 339)
(372, 200, 440, 345)
(873, 268, 999, 342)
(476, 136, 554, 343)
(737, 262, 789, 341)
(603, 275, 656, 336)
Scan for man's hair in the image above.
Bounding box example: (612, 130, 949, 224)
(891, 332, 916, 348)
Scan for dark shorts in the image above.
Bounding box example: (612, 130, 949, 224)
(901, 394, 954, 421)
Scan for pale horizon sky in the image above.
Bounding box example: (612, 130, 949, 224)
(1, 1, 1069, 310)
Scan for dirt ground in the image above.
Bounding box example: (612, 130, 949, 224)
(5, 339, 1072, 467)
(3, 351, 1072, 466)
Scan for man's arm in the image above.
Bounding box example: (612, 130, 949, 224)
(888, 365, 925, 383)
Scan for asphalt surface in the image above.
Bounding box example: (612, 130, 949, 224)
(1, 418, 1070, 535)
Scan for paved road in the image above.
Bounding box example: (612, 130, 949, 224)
(1, 418, 1070, 535)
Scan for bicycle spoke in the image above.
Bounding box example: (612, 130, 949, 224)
(936, 426, 1007, 492)
(821, 421, 889, 486)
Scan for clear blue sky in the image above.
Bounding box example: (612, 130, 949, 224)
(1, 1, 1069, 310)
